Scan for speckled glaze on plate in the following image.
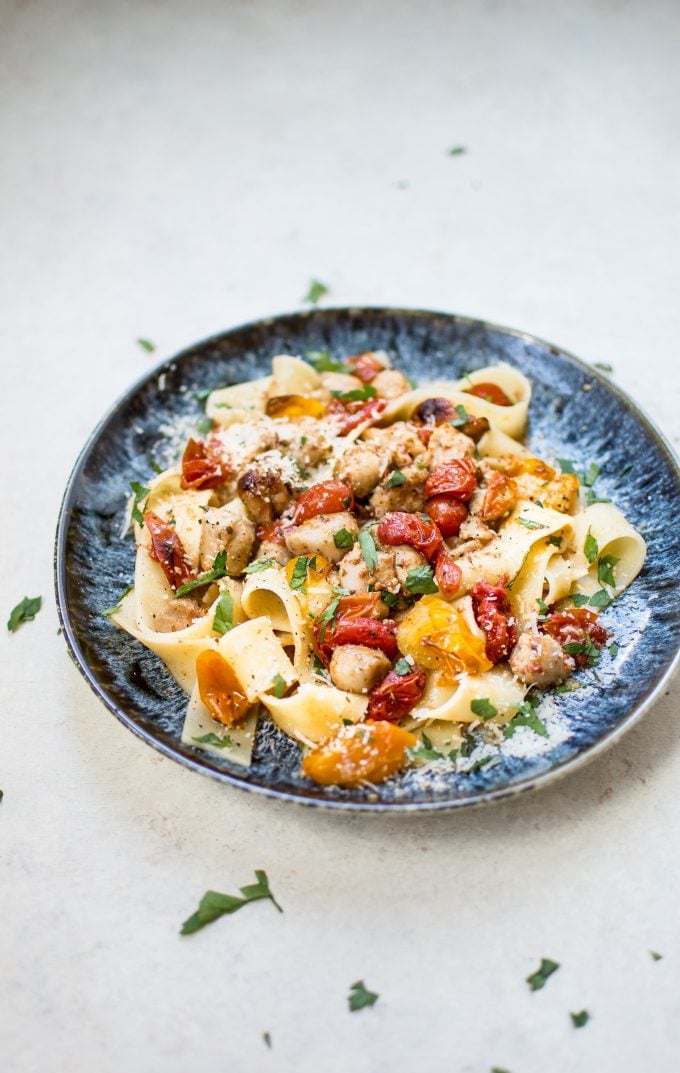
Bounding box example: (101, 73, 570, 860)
(54, 309, 680, 811)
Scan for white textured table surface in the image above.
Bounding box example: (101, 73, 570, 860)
(2, 2, 679, 1071)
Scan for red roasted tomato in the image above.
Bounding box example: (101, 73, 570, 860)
(377, 512, 443, 563)
(425, 496, 468, 538)
(434, 552, 462, 599)
(464, 382, 513, 406)
(470, 579, 518, 664)
(314, 616, 399, 666)
(424, 459, 478, 502)
(294, 480, 354, 524)
(181, 437, 228, 490)
(541, 609, 607, 667)
(144, 511, 195, 590)
(351, 353, 386, 383)
(326, 396, 386, 435)
(366, 665, 427, 722)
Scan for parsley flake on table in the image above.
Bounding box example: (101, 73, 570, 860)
(583, 462, 600, 487)
(7, 596, 42, 632)
(358, 529, 379, 572)
(609, 641, 619, 658)
(262, 1032, 272, 1049)
(447, 145, 466, 156)
(526, 957, 560, 991)
(404, 565, 438, 595)
(181, 870, 282, 934)
(101, 585, 134, 617)
(570, 1010, 590, 1028)
(650, 950, 663, 961)
(136, 337, 156, 353)
(192, 732, 233, 748)
(471, 698, 498, 720)
(593, 361, 614, 373)
(130, 481, 150, 527)
(302, 278, 329, 305)
(385, 469, 406, 488)
(212, 590, 234, 635)
(333, 528, 355, 549)
(347, 980, 379, 1012)
(175, 551, 228, 597)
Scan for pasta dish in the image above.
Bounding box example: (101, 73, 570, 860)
(108, 351, 646, 787)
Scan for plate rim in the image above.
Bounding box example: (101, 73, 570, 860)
(54, 306, 680, 812)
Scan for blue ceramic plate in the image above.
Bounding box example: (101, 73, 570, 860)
(55, 309, 680, 811)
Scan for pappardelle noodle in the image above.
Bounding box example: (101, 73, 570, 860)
(109, 352, 646, 786)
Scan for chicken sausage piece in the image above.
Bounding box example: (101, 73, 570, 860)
(199, 507, 256, 574)
(329, 644, 391, 694)
(284, 511, 359, 564)
(509, 632, 573, 687)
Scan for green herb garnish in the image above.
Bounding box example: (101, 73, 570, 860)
(504, 702, 548, 738)
(243, 558, 275, 574)
(380, 590, 399, 609)
(7, 595, 42, 632)
(517, 517, 548, 530)
(192, 732, 233, 748)
(547, 534, 562, 548)
(302, 279, 329, 305)
(212, 590, 234, 635)
(583, 462, 600, 487)
(130, 480, 150, 526)
(536, 597, 550, 619)
(470, 698, 498, 721)
(181, 870, 282, 934)
(385, 469, 406, 488)
(348, 980, 379, 1012)
(305, 349, 345, 373)
(333, 528, 355, 549)
(196, 416, 213, 437)
(570, 1010, 590, 1028)
(584, 529, 599, 564)
(450, 403, 470, 427)
(563, 635, 601, 666)
(317, 595, 342, 642)
(271, 674, 287, 698)
(593, 361, 613, 373)
(526, 958, 560, 991)
(609, 641, 619, 658)
(556, 458, 576, 474)
(404, 565, 438, 595)
(598, 554, 619, 588)
(331, 385, 377, 403)
(394, 658, 411, 675)
(289, 556, 311, 591)
(408, 732, 446, 762)
(175, 550, 228, 597)
(358, 529, 379, 572)
(101, 585, 134, 617)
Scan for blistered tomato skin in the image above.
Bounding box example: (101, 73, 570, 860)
(424, 459, 478, 502)
(181, 437, 227, 490)
(426, 496, 468, 537)
(366, 667, 427, 722)
(326, 396, 386, 435)
(314, 616, 399, 665)
(464, 382, 513, 406)
(470, 580, 518, 664)
(377, 512, 443, 563)
(196, 649, 250, 726)
(351, 353, 386, 383)
(144, 511, 195, 590)
(302, 721, 417, 786)
(541, 609, 607, 666)
(294, 480, 355, 524)
(434, 552, 462, 599)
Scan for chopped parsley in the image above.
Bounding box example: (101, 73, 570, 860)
(130, 481, 150, 526)
(196, 416, 213, 437)
(517, 517, 548, 530)
(585, 489, 611, 506)
(547, 534, 562, 547)
(609, 641, 619, 658)
(317, 595, 342, 641)
(563, 635, 601, 666)
(588, 588, 611, 609)
(404, 565, 439, 595)
(380, 590, 399, 609)
(408, 732, 446, 762)
(554, 679, 581, 694)
(193, 388, 212, 402)
(584, 529, 599, 564)
(136, 337, 156, 352)
(331, 385, 377, 403)
(385, 469, 406, 488)
(289, 556, 312, 591)
(358, 529, 379, 572)
(212, 590, 234, 635)
(192, 732, 233, 748)
(348, 980, 379, 1012)
(449, 403, 470, 428)
(181, 870, 282, 934)
(333, 528, 355, 549)
(556, 458, 576, 474)
(504, 701, 548, 738)
(583, 462, 600, 487)
(526, 957, 560, 991)
(302, 278, 329, 305)
(271, 674, 287, 698)
(536, 597, 550, 620)
(243, 558, 275, 574)
(175, 550, 228, 596)
(470, 698, 498, 721)
(151, 458, 163, 474)
(570, 1010, 590, 1028)
(7, 595, 42, 632)
(101, 585, 134, 617)
(598, 554, 619, 588)
(394, 658, 411, 675)
(305, 349, 345, 373)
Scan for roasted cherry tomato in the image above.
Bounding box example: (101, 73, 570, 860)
(326, 396, 386, 435)
(480, 472, 518, 524)
(314, 616, 399, 666)
(335, 592, 383, 619)
(294, 480, 354, 524)
(366, 666, 427, 722)
(144, 511, 195, 590)
(424, 459, 477, 502)
(377, 511, 443, 563)
(302, 720, 416, 786)
(434, 552, 462, 599)
(257, 518, 288, 546)
(416, 426, 433, 446)
(541, 609, 607, 667)
(425, 496, 468, 537)
(196, 649, 250, 726)
(350, 352, 386, 383)
(181, 437, 228, 490)
(413, 397, 456, 425)
(470, 580, 518, 664)
(464, 382, 513, 406)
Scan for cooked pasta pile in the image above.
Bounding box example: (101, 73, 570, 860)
(109, 352, 646, 786)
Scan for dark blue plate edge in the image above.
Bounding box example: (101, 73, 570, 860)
(53, 307, 680, 813)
